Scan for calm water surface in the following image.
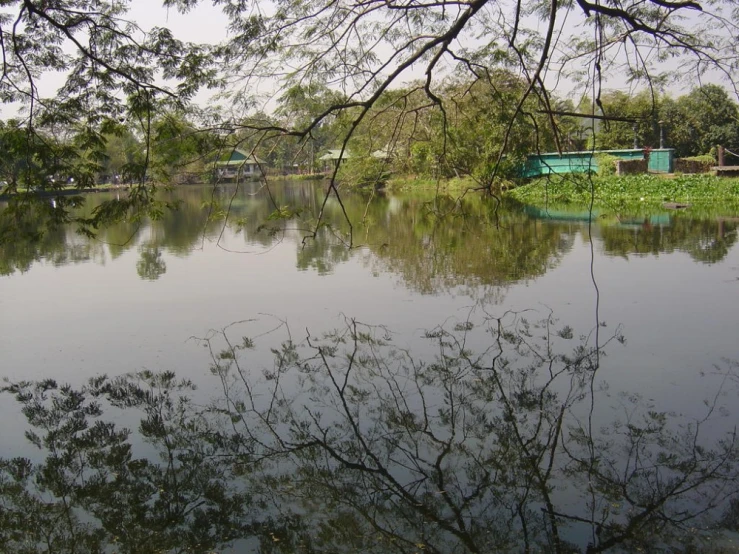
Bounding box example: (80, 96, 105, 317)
(1, 181, 738, 552)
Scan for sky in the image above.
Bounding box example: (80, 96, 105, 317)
(1, 0, 231, 117)
(1, 0, 734, 121)
(127, 0, 228, 42)
(123, 1, 737, 104)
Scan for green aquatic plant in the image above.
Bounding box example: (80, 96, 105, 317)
(508, 174, 739, 215)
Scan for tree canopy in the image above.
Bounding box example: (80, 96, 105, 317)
(1, 0, 738, 241)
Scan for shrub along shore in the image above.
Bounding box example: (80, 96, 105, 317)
(365, 172, 739, 216)
(507, 174, 739, 210)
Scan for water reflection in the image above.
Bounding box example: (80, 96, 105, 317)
(3, 311, 738, 553)
(0, 207, 106, 274)
(1, 183, 738, 285)
(0, 372, 253, 553)
(136, 246, 167, 280)
(599, 216, 738, 263)
(526, 203, 739, 264)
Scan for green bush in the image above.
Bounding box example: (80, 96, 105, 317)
(337, 156, 391, 189)
(594, 154, 619, 176)
(681, 154, 716, 164)
(675, 154, 715, 174)
(507, 173, 739, 212)
(409, 143, 433, 176)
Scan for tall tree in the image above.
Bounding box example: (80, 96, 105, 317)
(592, 90, 663, 150)
(667, 85, 739, 157)
(274, 83, 352, 171)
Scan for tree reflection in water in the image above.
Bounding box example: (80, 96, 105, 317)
(3, 184, 738, 285)
(2, 310, 739, 553)
(136, 245, 167, 280)
(0, 372, 255, 553)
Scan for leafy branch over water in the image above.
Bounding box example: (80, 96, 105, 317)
(2, 312, 739, 552)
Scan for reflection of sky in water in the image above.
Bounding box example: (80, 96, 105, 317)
(1, 186, 739, 551)
(1, 188, 737, 393)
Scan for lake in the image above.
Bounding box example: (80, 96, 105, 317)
(1, 181, 739, 552)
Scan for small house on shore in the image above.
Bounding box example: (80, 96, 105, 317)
(216, 149, 264, 181)
(318, 149, 352, 171)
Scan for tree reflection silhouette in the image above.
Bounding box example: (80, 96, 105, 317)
(0, 372, 255, 554)
(4, 184, 738, 284)
(3, 312, 738, 553)
(136, 245, 167, 280)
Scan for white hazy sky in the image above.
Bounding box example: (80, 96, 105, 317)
(127, 0, 229, 42)
(0, 1, 230, 118)
(1, 0, 730, 118)
(116, 1, 729, 101)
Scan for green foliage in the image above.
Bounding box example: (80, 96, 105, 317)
(509, 174, 739, 214)
(271, 84, 352, 172)
(666, 85, 739, 158)
(0, 0, 735, 244)
(593, 90, 661, 150)
(385, 174, 476, 191)
(409, 142, 436, 176)
(426, 76, 545, 186)
(0, 0, 736, 244)
(341, 75, 558, 192)
(592, 86, 739, 159)
(101, 129, 144, 182)
(337, 155, 390, 189)
(0, 119, 97, 192)
(595, 153, 619, 176)
(682, 154, 716, 164)
(0, 0, 227, 243)
(149, 113, 209, 181)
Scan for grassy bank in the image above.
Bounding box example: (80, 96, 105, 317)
(270, 173, 326, 181)
(384, 175, 477, 191)
(507, 174, 739, 213)
(9, 183, 133, 196)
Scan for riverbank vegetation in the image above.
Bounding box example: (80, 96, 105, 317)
(252, 82, 739, 195)
(382, 175, 477, 192)
(1, 0, 739, 242)
(508, 174, 739, 210)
